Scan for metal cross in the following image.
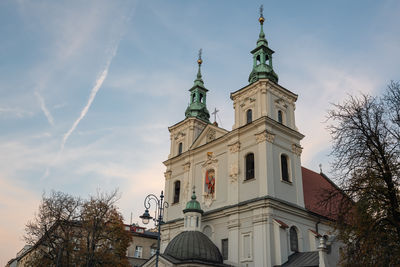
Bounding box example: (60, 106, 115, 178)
(198, 48, 202, 60)
(260, 5, 264, 18)
(212, 107, 219, 123)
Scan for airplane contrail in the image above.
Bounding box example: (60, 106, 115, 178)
(35, 90, 54, 126)
(60, 44, 119, 152)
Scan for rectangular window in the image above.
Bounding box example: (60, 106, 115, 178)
(134, 246, 143, 258)
(221, 239, 228, 260)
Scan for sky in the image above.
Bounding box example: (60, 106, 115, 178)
(1, 0, 399, 264)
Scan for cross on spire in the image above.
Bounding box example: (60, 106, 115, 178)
(212, 108, 219, 123)
(260, 5, 264, 18)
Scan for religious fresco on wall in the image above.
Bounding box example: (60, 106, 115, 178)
(205, 169, 215, 196)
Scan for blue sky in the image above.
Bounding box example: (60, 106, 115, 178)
(1, 0, 399, 264)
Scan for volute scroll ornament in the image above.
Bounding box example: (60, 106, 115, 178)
(164, 170, 172, 180)
(255, 130, 275, 144)
(228, 141, 241, 153)
(229, 164, 239, 183)
(292, 144, 303, 156)
(183, 162, 191, 172)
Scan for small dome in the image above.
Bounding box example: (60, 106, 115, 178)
(164, 231, 223, 264)
(183, 190, 203, 214)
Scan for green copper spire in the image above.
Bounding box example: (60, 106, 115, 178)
(248, 5, 279, 84)
(185, 49, 211, 123)
(183, 187, 203, 214)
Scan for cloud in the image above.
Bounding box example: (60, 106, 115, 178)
(34, 91, 54, 126)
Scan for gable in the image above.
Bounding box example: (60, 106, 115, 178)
(190, 124, 229, 150)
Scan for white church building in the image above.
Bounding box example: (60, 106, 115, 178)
(143, 10, 342, 267)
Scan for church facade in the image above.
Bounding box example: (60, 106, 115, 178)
(146, 11, 341, 267)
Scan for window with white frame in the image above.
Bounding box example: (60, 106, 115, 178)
(134, 246, 143, 258)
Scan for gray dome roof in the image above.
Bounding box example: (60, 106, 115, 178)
(164, 231, 223, 264)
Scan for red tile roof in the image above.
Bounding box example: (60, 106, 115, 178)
(301, 167, 343, 220)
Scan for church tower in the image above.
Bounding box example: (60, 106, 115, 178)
(166, 51, 211, 161)
(248, 6, 279, 84)
(185, 49, 210, 123)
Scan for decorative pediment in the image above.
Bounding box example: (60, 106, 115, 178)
(190, 124, 228, 149)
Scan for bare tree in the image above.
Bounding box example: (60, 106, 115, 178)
(24, 191, 81, 266)
(24, 190, 131, 267)
(326, 81, 400, 266)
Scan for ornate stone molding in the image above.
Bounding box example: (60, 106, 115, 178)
(206, 129, 216, 143)
(202, 152, 218, 167)
(255, 130, 275, 144)
(228, 141, 241, 153)
(203, 194, 214, 207)
(229, 164, 239, 183)
(174, 131, 186, 140)
(183, 162, 191, 172)
(292, 144, 303, 156)
(164, 170, 172, 180)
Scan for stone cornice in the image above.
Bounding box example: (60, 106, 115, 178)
(230, 79, 298, 103)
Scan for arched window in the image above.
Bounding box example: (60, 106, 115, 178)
(246, 109, 252, 124)
(290, 227, 299, 252)
(278, 110, 283, 124)
(281, 154, 290, 182)
(173, 181, 180, 203)
(245, 153, 255, 180)
(199, 93, 203, 103)
(178, 142, 183, 155)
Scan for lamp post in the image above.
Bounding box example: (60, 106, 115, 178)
(139, 191, 169, 267)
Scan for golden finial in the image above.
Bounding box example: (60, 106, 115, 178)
(259, 5, 265, 24)
(197, 48, 203, 65)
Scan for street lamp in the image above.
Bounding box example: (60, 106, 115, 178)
(140, 191, 169, 267)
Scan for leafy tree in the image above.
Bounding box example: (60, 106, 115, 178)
(326, 81, 400, 266)
(24, 190, 131, 267)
